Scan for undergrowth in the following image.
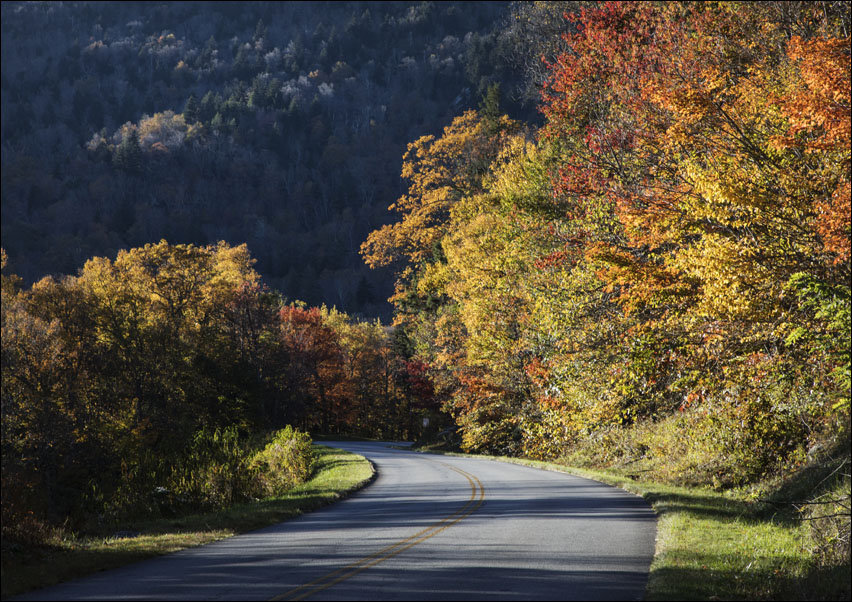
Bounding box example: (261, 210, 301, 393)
(0, 444, 374, 599)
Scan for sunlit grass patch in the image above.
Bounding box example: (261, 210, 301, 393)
(434, 451, 850, 601)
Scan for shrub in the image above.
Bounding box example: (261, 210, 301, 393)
(104, 426, 314, 519)
(107, 427, 257, 517)
(0, 462, 56, 546)
(250, 426, 313, 496)
(166, 426, 257, 511)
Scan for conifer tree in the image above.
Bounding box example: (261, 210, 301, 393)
(113, 129, 142, 173)
(184, 93, 200, 124)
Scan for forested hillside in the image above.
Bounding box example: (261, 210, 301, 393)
(1, 1, 534, 319)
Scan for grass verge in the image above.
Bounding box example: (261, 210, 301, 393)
(423, 450, 850, 601)
(1, 444, 374, 599)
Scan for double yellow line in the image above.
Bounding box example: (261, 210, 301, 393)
(271, 462, 485, 601)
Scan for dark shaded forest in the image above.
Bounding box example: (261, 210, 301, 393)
(1, 1, 537, 319)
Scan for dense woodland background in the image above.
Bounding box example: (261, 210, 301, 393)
(1, 0, 850, 580)
(1, 0, 539, 319)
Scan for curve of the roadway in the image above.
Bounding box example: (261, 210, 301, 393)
(14, 441, 657, 601)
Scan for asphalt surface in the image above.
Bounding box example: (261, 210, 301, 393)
(15, 441, 657, 601)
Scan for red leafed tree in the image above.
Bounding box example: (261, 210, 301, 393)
(404, 359, 436, 411)
(277, 306, 349, 433)
(777, 35, 851, 264)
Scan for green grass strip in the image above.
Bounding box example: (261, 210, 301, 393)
(425, 451, 848, 601)
(1, 444, 374, 599)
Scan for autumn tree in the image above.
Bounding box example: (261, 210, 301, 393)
(361, 109, 527, 451)
(276, 305, 348, 432)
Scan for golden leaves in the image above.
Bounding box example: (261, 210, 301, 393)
(361, 111, 522, 269)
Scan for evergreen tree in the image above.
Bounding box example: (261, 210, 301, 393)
(113, 129, 142, 173)
(184, 93, 200, 124)
(479, 82, 501, 124)
(199, 91, 218, 122)
(211, 112, 224, 133)
(253, 18, 267, 44)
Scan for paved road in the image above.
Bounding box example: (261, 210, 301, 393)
(16, 442, 656, 601)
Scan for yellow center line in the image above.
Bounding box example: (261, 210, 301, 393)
(270, 462, 485, 601)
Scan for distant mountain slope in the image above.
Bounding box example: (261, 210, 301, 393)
(1, 1, 533, 319)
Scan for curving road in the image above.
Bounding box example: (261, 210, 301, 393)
(16, 442, 656, 601)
